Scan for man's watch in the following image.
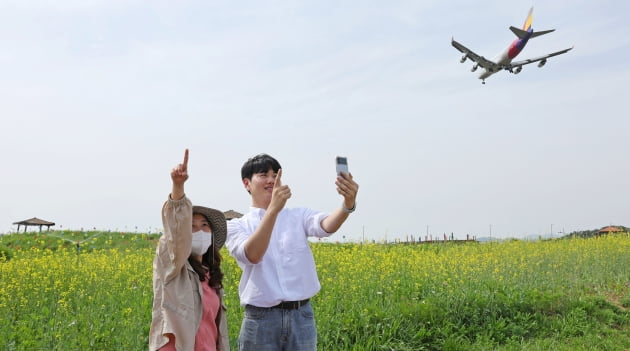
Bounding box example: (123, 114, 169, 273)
(342, 202, 356, 214)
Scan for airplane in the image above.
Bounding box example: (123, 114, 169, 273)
(451, 7, 573, 84)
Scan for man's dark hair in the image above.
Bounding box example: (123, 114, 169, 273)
(241, 153, 281, 180)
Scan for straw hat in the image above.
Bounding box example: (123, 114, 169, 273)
(192, 205, 227, 249)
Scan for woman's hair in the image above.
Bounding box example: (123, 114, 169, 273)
(188, 215, 224, 289)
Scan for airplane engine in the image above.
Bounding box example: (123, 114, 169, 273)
(460, 55, 467, 63)
(514, 66, 522, 74)
(538, 59, 547, 68)
(471, 64, 478, 72)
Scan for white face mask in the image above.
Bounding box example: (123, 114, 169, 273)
(191, 230, 212, 256)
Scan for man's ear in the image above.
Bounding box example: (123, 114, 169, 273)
(243, 178, 251, 193)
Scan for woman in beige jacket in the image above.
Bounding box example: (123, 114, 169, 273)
(149, 149, 229, 351)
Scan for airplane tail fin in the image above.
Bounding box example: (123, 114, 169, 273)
(510, 26, 555, 38)
(510, 26, 529, 39)
(531, 29, 555, 38)
(511, 7, 556, 39)
(523, 7, 534, 30)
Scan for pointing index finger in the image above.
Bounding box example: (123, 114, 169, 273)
(182, 149, 189, 169)
(274, 168, 283, 188)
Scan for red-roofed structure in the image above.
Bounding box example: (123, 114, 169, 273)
(597, 226, 623, 235)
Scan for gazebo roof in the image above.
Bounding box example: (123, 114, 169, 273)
(13, 217, 56, 226)
(598, 226, 623, 233)
(223, 210, 243, 220)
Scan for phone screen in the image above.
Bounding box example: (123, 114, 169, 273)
(336, 156, 349, 175)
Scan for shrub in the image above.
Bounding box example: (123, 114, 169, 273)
(0, 244, 13, 261)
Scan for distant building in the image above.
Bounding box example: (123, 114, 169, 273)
(223, 210, 243, 221)
(597, 226, 623, 236)
(13, 217, 55, 232)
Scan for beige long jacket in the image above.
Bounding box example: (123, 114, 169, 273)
(149, 196, 229, 351)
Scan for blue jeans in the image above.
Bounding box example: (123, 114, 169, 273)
(238, 302, 317, 351)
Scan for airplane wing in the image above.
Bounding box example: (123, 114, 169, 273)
(451, 38, 503, 72)
(506, 46, 574, 71)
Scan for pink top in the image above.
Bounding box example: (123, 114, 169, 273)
(160, 272, 221, 351)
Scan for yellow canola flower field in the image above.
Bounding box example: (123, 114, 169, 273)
(1, 248, 153, 349)
(1, 234, 629, 350)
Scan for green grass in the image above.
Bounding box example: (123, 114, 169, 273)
(1, 231, 629, 350)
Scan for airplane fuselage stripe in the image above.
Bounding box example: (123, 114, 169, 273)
(508, 28, 533, 59)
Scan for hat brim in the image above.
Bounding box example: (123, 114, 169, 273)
(192, 205, 227, 249)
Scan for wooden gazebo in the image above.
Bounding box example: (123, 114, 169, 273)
(598, 226, 623, 235)
(13, 217, 55, 232)
(223, 210, 243, 221)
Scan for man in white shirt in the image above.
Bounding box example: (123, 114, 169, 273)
(226, 153, 359, 351)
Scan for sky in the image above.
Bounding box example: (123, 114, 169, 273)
(1, 1, 628, 241)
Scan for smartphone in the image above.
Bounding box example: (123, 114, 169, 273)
(336, 156, 349, 176)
